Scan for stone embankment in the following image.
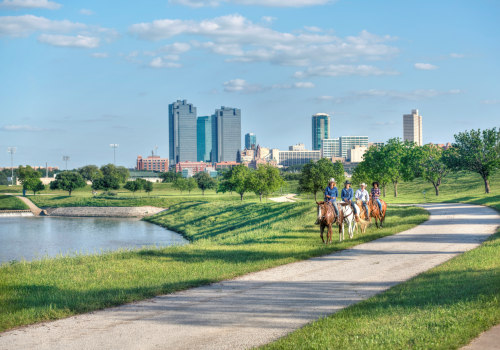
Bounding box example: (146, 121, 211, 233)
(0, 210, 34, 217)
(45, 206, 166, 218)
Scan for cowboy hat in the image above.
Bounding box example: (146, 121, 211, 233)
(329, 178, 335, 183)
(360, 183, 367, 187)
(345, 180, 351, 185)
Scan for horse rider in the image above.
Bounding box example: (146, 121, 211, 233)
(355, 182, 370, 218)
(324, 177, 339, 217)
(341, 180, 360, 222)
(371, 181, 383, 213)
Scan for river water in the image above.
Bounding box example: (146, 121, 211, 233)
(0, 216, 188, 264)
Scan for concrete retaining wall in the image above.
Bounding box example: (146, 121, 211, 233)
(45, 206, 166, 218)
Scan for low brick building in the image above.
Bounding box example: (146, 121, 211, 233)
(136, 155, 168, 172)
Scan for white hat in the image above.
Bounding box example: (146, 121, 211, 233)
(361, 183, 367, 187)
(329, 178, 335, 183)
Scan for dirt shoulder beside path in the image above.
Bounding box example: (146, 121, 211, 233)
(1, 203, 498, 350)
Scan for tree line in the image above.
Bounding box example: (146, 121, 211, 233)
(352, 127, 499, 196)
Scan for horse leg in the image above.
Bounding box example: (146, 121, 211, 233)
(320, 224, 325, 244)
(327, 224, 332, 244)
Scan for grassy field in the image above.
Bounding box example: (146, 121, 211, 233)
(0, 195, 29, 210)
(0, 201, 427, 332)
(379, 171, 500, 210)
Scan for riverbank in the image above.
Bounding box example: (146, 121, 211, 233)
(0, 202, 427, 332)
(45, 206, 166, 218)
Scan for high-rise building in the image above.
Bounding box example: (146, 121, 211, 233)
(312, 113, 331, 150)
(245, 132, 257, 150)
(339, 136, 369, 158)
(197, 116, 212, 162)
(211, 106, 241, 162)
(321, 138, 341, 158)
(278, 144, 321, 166)
(169, 100, 197, 164)
(403, 109, 423, 146)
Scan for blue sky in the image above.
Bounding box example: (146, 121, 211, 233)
(0, 0, 499, 168)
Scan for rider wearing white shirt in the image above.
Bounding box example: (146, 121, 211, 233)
(355, 183, 370, 218)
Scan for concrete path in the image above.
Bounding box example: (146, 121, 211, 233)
(462, 323, 500, 349)
(269, 193, 297, 202)
(15, 196, 44, 216)
(1, 203, 498, 350)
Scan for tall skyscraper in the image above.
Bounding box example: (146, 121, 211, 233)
(339, 136, 369, 158)
(312, 113, 330, 150)
(245, 132, 256, 150)
(169, 100, 197, 164)
(197, 116, 212, 162)
(403, 109, 423, 146)
(211, 106, 241, 162)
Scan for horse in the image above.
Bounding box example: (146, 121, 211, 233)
(368, 197, 387, 228)
(338, 201, 367, 241)
(356, 200, 371, 234)
(316, 201, 338, 244)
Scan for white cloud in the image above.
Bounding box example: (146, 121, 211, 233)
(224, 79, 315, 93)
(331, 89, 462, 103)
(481, 99, 500, 105)
(0, 15, 85, 37)
(170, 0, 332, 7)
(0, 0, 61, 10)
(0, 124, 47, 131)
(414, 62, 438, 70)
(38, 34, 99, 48)
(149, 57, 181, 68)
(129, 15, 398, 68)
(294, 64, 398, 78)
(450, 53, 464, 58)
(91, 52, 108, 58)
(304, 26, 322, 32)
(79, 8, 94, 15)
(162, 42, 191, 54)
(261, 16, 276, 24)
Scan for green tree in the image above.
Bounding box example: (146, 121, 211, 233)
(160, 171, 180, 183)
(144, 181, 153, 195)
(249, 164, 284, 202)
(419, 145, 451, 196)
(50, 171, 86, 196)
(135, 178, 147, 192)
(78, 165, 102, 184)
(100, 164, 129, 184)
(218, 164, 251, 200)
(298, 159, 343, 201)
(17, 165, 41, 184)
(124, 180, 140, 195)
(91, 176, 120, 191)
(194, 172, 216, 195)
(172, 178, 188, 194)
(446, 128, 500, 193)
(23, 178, 45, 195)
(358, 145, 391, 197)
(186, 177, 197, 194)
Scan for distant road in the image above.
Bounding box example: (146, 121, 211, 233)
(1, 203, 498, 350)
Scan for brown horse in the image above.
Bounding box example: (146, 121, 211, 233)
(368, 198, 387, 228)
(316, 201, 338, 244)
(356, 200, 371, 234)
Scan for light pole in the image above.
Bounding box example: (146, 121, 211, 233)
(63, 156, 70, 170)
(110, 144, 119, 165)
(7, 147, 16, 185)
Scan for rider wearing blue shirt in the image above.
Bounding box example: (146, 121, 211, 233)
(341, 180, 360, 222)
(324, 178, 339, 217)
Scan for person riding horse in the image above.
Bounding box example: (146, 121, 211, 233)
(355, 182, 369, 218)
(341, 180, 360, 222)
(371, 181, 383, 213)
(313, 177, 339, 224)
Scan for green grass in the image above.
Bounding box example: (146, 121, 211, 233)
(380, 171, 500, 211)
(0, 201, 427, 332)
(0, 195, 29, 210)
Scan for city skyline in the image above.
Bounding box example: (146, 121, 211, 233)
(1, 1, 499, 168)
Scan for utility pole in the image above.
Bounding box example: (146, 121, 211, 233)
(110, 144, 119, 165)
(45, 162, 48, 178)
(63, 156, 70, 170)
(7, 147, 16, 185)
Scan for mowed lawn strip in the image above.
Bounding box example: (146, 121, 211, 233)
(0, 202, 427, 332)
(262, 205, 500, 350)
(0, 195, 29, 210)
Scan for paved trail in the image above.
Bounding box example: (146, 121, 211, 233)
(1, 203, 498, 350)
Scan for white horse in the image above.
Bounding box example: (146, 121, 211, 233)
(338, 201, 358, 241)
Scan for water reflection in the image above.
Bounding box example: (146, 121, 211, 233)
(0, 216, 188, 264)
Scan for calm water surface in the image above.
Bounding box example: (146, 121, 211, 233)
(0, 216, 188, 264)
